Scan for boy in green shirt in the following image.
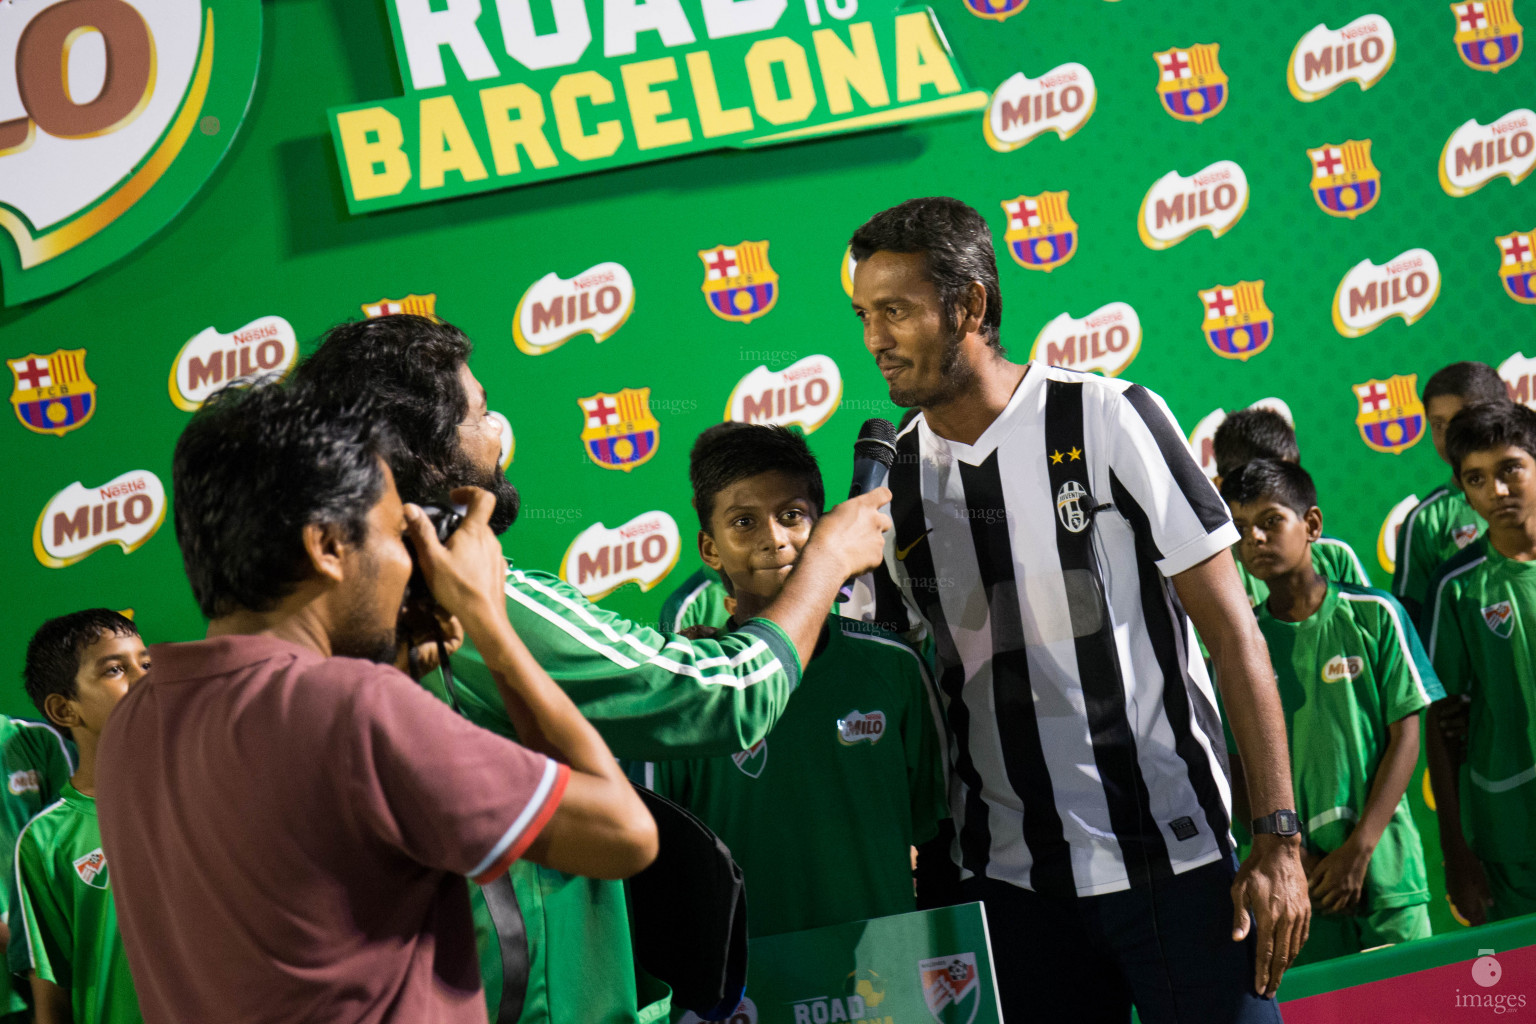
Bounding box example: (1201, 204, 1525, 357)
(1222, 460, 1441, 961)
(13, 609, 147, 1024)
(1425, 402, 1536, 925)
(648, 423, 948, 937)
(1213, 409, 1372, 607)
(1394, 362, 1508, 621)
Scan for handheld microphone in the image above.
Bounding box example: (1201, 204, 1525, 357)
(837, 418, 897, 602)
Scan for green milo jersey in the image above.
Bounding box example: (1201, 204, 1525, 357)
(648, 615, 948, 938)
(1394, 484, 1485, 620)
(0, 718, 75, 1017)
(659, 567, 732, 632)
(1239, 535, 1371, 609)
(1426, 538, 1536, 865)
(9, 785, 141, 1024)
(1255, 581, 1443, 910)
(423, 567, 803, 1024)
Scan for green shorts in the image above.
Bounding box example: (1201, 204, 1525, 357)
(1485, 859, 1536, 922)
(1295, 903, 1432, 964)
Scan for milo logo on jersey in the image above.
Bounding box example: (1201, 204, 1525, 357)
(1440, 109, 1536, 197)
(727, 356, 843, 433)
(169, 316, 298, 411)
(1499, 351, 1536, 408)
(733, 739, 768, 779)
(1287, 15, 1396, 101)
(1322, 655, 1365, 683)
(1309, 140, 1380, 218)
(1483, 602, 1515, 638)
(919, 954, 980, 1024)
(1001, 193, 1076, 272)
(73, 848, 108, 889)
(513, 262, 635, 356)
(7, 770, 39, 796)
(1030, 302, 1141, 377)
(1333, 249, 1441, 337)
(1199, 281, 1272, 361)
(1187, 398, 1294, 481)
(33, 469, 166, 569)
(1153, 44, 1227, 123)
(1137, 161, 1248, 250)
(560, 511, 679, 600)
(9, 349, 95, 436)
(1353, 375, 1426, 455)
(700, 241, 778, 324)
(1497, 232, 1536, 303)
(837, 710, 887, 745)
(579, 388, 659, 472)
(983, 63, 1096, 152)
(1452, 0, 1523, 72)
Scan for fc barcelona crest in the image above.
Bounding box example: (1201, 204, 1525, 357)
(1199, 281, 1273, 361)
(1452, 1, 1523, 72)
(1497, 230, 1536, 303)
(1002, 193, 1077, 272)
(1483, 600, 1515, 638)
(699, 241, 779, 324)
(579, 387, 660, 472)
(9, 349, 95, 437)
(1154, 44, 1228, 123)
(920, 954, 981, 1024)
(964, 0, 1026, 22)
(361, 293, 438, 320)
(1354, 374, 1426, 455)
(1308, 140, 1381, 219)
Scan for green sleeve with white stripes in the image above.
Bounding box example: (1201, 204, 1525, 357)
(1372, 592, 1445, 723)
(434, 569, 802, 761)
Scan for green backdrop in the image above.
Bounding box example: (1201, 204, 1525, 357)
(4, 0, 1534, 938)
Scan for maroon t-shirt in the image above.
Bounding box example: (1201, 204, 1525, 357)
(98, 635, 569, 1024)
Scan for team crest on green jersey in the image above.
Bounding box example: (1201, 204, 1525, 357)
(920, 954, 980, 1024)
(733, 739, 767, 778)
(1483, 601, 1515, 638)
(1453, 523, 1480, 548)
(1321, 655, 1364, 683)
(73, 848, 108, 889)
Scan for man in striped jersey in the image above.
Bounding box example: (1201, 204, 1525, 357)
(848, 197, 1308, 1023)
(293, 318, 893, 1024)
(1393, 362, 1507, 621)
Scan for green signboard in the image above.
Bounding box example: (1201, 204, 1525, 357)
(327, 0, 987, 211)
(686, 904, 1001, 1024)
(0, 0, 262, 307)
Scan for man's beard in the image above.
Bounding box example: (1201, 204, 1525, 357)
(444, 451, 521, 534)
(331, 551, 400, 664)
(888, 317, 979, 410)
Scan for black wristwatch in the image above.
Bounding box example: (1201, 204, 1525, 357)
(1250, 810, 1301, 837)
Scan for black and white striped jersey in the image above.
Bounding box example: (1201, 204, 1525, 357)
(870, 362, 1240, 897)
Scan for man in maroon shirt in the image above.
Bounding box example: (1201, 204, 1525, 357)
(97, 383, 657, 1024)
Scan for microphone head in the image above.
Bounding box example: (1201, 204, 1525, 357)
(853, 418, 897, 468)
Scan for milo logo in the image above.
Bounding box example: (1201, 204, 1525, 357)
(837, 710, 887, 745)
(1321, 655, 1364, 683)
(7, 770, 39, 796)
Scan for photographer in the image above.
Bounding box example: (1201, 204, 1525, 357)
(97, 382, 656, 1024)
(292, 316, 892, 1024)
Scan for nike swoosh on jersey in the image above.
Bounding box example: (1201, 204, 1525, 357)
(896, 528, 933, 561)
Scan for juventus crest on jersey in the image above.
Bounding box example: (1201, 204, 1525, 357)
(868, 362, 1241, 897)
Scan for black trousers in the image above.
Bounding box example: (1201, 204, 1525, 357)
(963, 856, 1285, 1024)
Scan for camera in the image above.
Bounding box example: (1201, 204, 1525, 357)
(399, 502, 465, 639)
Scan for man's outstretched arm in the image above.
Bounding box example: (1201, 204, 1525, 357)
(1174, 549, 1309, 999)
